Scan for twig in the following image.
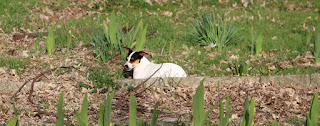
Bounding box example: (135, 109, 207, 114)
(146, 30, 159, 37)
(123, 63, 163, 97)
(11, 66, 77, 104)
(135, 78, 159, 96)
(13, 32, 48, 41)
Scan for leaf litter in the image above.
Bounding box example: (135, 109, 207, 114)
(0, 67, 319, 125)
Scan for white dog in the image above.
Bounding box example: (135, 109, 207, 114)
(123, 47, 187, 79)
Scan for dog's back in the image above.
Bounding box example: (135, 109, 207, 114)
(134, 62, 187, 79)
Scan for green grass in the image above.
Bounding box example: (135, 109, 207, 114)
(0, 56, 29, 76)
(286, 117, 305, 125)
(1, 0, 320, 78)
(0, 0, 43, 33)
(86, 67, 117, 93)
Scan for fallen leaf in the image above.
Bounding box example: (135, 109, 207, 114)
(161, 11, 173, 17)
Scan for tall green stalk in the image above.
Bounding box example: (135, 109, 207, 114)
(241, 94, 255, 126)
(150, 102, 159, 126)
(74, 93, 88, 126)
(98, 90, 115, 126)
(305, 92, 320, 126)
(57, 91, 64, 126)
(315, 31, 320, 63)
(46, 25, 55, 55)
(218, 95, 230, 126)
(129, 94, 137, 126)
(192, 79, 217, 126)
(135, 20, 148, 51)
(255, 34, 263, 57)
(67, 33, 72, 52)
(6, 116, 18, 126)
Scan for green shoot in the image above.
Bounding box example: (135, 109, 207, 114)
(108, 10, 120, 50)
(192, 79, 217, 126)
(241, 94, 255, 126)
(231, 60, 250, 76)
(135, 20, 148, 51)
(46, 25, 55, 55)
(74, 93, 88, 126)
(6, 116, 18, 126)
(272, 121, 279, 126)
(56, 91, 64, 126)
(305, 92, 320, 126)
(129, 94, 137, 126)
(98, 90, 115, 126)
(151, 102, 160, 126)
(315, 31, 320, 63)
(255, 34, 263, 57)
(250, 30, 255, 55)
(218, 94, 230, 126)
(306, 29, 312, 46)
(67, 33, 72, 52)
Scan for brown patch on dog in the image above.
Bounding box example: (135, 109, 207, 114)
(130, 59, 140, 65)
(138, 51, 149, 56)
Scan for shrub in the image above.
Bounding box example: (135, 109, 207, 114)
(91, 10, 147, 63)
(190, 12, 239, 50)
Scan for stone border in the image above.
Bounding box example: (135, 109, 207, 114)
(118, 73, 320, 87)
(1, 74, 320, 93)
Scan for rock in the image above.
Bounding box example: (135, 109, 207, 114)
(0, 67, 7, 74)
(162, 118, 179, 123)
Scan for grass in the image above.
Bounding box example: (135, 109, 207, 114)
(0, 56, 29, 76)
(1, 0, 320, 77)
(86, 67, 118, 93)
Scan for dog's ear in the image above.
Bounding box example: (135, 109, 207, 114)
(137, 51, 149, 57)
(123, 46, 133, 55)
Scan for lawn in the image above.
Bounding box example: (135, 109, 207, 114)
(0, 0, 320, 125)
(2, 0, 319, 78)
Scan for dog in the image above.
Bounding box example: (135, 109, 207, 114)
(123, 47, 187, 79)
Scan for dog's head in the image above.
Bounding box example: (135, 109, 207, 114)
(123, 47, 149, 71)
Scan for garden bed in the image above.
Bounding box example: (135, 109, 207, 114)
(0, 74, 319, 125)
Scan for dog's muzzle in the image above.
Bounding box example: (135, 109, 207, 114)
(123, 65, 129, 70)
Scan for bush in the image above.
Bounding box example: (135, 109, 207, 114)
(91, 10, 147, 63)
(190, 12, 239, 50)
